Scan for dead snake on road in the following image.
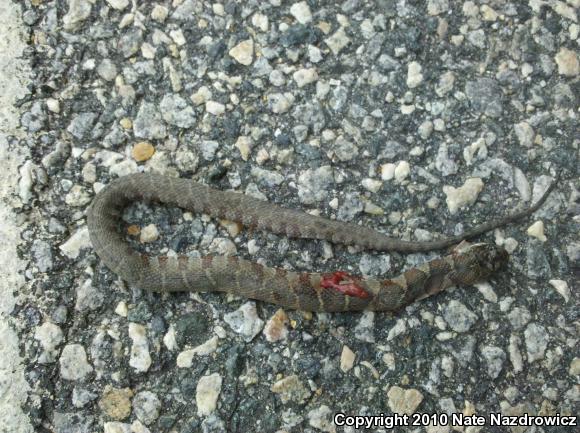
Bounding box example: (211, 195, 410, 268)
(87, 172, 557, 312)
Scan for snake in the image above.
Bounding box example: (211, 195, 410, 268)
(86, 172, 557, 312)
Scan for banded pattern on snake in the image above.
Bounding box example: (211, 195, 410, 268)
(87, 173, 556, 312)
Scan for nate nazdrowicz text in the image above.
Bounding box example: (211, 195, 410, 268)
(333, 412, 578, 429)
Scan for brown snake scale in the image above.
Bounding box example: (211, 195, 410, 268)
(87, 172, 556, 312)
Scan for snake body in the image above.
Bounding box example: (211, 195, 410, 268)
(87, 173, 555, 312)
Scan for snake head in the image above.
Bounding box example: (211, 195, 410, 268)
(451, 242, 509, 284)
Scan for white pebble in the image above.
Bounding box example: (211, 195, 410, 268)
(59, 227, 91, 259)
(308, 45, 323, 63)
(59, 344, 93, 380)
(340, 345, 356, 372)
(34, 322, 64, 364)
(251, 13, 269, 32)
(223, 302, 264, 342)
(548, 280, 570, 303)
(212, 3, 225, 16)
(380, 163, 396, 181)
(46, 98, 60, 113)
(443, 178, 484, 215)
(293, 68, 318, 87)
(247, 239, 260, 255)
(176, 336, 219, 368)
(290, 1, 312, 24)
(196, 373, 222, 416)
(129, 323, 151, 372)
(234, 135, 252, 161)
(361, 178, 383, 193)
(514, 121, 535, 147)
(106, 0, 129, 11)
(140, 224, 159, 243)
(418, 120, 433, 139)
(115, 301, 128, 317)
(269, 70, 286, 86)
(163, 325, 177, 351)
(151, 5, 168, 22)
(191, 86, 212, 105)
(406, 61, 423, 88)
(205, 101, 225, 115)
(169, 29, 186, 46)
(229, 39, 254, 66)
(268, 93, 294, 114)
(394, 161, 410, 182)
(255, 148, 269, 165)
(526, 220, 547, 242)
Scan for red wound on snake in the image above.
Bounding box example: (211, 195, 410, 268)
(320, 271, 369, 299)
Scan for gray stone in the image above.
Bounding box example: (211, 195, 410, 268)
(118, 28, 143, 58)
(133, 102, 166, 139)
(467, 29, 486, 48)
(308, 405, 335, 432)
(435, 143, 458, 176)
(524, 323, 549, 363)
(59, 344, 93, 381)
(159, 94, 196, 128)
(428, 0, 449, 15)
(103, 125, 126, 148)
(377, 54, 400, 71)
(72, 387, 97, 408)
(52, 411, 93, 433)
(201, 414, 226, 433)
(507, 307, 531, 330)
(250, 167, 284, 187)
(67, 113, 97, 139)
(253, 57, 272, 76)
(63, 0, 92, 31)
(75, 279, 104, 312)
(64, 185, 91, 207)
(443, 300, 478, 332)
(526, 240, 551, 279)
(292, 102, 326, 134)
(106, 0, 129, 10)
(354, 311, 375, 343)
(21, 101, 46, 132)
(196, 373, 222, 416)
(268, 93, 294, 113)
(465, 78, 503, 117)
(132, 391, 161, 425)
(297, 166, 334, 204)
(480, 345, 506, 379)
(171, 0, 201, 21)
(97, 59, 117, 81)
(448, 336, 477, 366)
(332, 136, 358, 162)
(325, 27, 350, 55)
(290, 2, 312, 24)
(32, 240, 53, 272)
(329, 86, 348, 111)
(293, 124, 308, 142)
(129, 323, 152, 372)
(337, 194, 363, 221)
(359, 254, 390, 277)
(223, 302, 264, 342)
(269, 70, 286, 86)
(59, 227, 91, 260)
(514, 121, 534, 147)
(34, 322, 63, 364)
(200, 140, 219, 161)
